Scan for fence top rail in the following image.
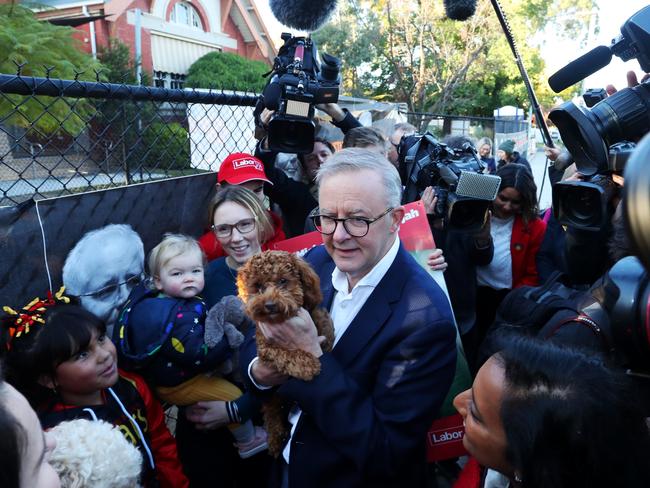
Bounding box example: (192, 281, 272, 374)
(402, 111, 498, 122)
(0, 74, 260, 106)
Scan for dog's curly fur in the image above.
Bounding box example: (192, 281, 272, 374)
(49, 419, 143, 488)
(237, 250, 334, 456)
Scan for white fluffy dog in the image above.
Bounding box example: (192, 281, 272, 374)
(49, 419, 143, 488)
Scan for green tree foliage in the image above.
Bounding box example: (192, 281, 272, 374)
(313, 0, 597, 119)
(0, 4, 100, 134)
(141, 122, 191, 170)
(185, 51, 269, 92)
(98, 39, 137, 84)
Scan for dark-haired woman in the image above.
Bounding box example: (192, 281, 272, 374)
(473, 164, 546, 359)
(453, 335, 650, 488)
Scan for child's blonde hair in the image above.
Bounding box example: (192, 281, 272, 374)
(148, 234, 205, 278)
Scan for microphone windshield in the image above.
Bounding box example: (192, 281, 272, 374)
(444, 0, 477, 21)
(269, 0, 338, 31)
(548, 46, 613, 93)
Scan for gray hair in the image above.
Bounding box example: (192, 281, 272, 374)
(316, 148, 402, 207)
(393, 122, 417, 135)
(63, 224, 144, 294)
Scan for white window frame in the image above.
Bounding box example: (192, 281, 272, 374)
(170, 1, 203, 30)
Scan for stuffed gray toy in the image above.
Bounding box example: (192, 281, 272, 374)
(204, 295, 247, 375)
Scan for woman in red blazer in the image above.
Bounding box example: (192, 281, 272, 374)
(473, 163, 547, 362)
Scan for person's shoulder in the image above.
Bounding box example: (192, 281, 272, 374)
(303, 245, 331, 269)
(117, 369, 153, 399)
(528, 216, 547, 237)
(396, 249, 454, 312)
(205, 256, 228, 275)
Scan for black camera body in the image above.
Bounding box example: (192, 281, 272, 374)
(260, 33, 341, 154)
(552, 142, 634, 231)
(590, 256, 650, 374)
(398, 133, 501, 231)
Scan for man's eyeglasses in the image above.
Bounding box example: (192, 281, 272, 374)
(78, 274, 142, 298)
(213, 218, 256, 238)
(310, 208, 394, 238)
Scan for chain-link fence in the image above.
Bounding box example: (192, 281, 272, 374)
(0, 69, 536, 208)
(404, 112, 498, 141)
(0, 69, 260, 207)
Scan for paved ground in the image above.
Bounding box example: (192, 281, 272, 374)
(529, 148, 553, 210)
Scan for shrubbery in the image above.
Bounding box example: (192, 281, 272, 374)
(140, 122, 191, 170)
(185, 51, 268, 92)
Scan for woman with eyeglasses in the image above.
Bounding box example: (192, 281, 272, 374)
(201, 185, 275, 308)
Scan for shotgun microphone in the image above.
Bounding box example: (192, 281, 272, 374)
(548, 46, 613, 93)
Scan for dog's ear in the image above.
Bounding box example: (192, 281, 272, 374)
(291, 254, 322, 310)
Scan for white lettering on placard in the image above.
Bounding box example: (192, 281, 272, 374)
(430, 429, 464, 444)
(401, 208, 420, 224)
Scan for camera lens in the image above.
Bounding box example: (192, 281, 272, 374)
(549, 82, 650, 175)
(624, 133, 650, 270)
(267, 117, 316, 153)
(552, 178, 614, 231)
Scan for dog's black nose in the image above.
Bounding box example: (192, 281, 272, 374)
(264, 301, 278, 313)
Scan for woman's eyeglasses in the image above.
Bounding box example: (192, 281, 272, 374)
(213, 218, 256, 238)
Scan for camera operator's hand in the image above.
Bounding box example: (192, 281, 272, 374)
(544, 146, 562, 161)
(606, 70, 650, 95)
(427, 248, 448, 272)
(315, 103, 346, 123)
(564, 170, 584, 182)
(422, 186, 437, 215)
(255, 108, 275, 148)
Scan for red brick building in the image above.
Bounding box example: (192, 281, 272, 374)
(35, 0, 275, 87)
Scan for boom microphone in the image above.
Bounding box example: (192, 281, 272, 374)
(444, 0, 477, 21)
(269, 0, 339, 31)
(548, 46, 613, 93)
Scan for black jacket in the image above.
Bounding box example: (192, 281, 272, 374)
(256, 109, 362, 237)
(497, 152, 532, 173)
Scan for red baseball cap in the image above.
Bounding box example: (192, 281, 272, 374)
(217, 153, 273, 185)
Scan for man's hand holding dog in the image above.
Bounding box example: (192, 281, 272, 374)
(258, 308, 324, 358)
(251, 359, 289, 386)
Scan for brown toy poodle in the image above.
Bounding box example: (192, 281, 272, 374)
(237, 250, 335, 456)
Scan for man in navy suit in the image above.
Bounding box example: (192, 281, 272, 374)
(242, 148, 457, 487)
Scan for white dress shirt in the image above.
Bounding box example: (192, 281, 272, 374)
(261, 236, 401, 463)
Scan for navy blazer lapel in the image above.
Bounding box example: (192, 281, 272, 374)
(317, 260, 336, 311)
(331, 246, 410, 366)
